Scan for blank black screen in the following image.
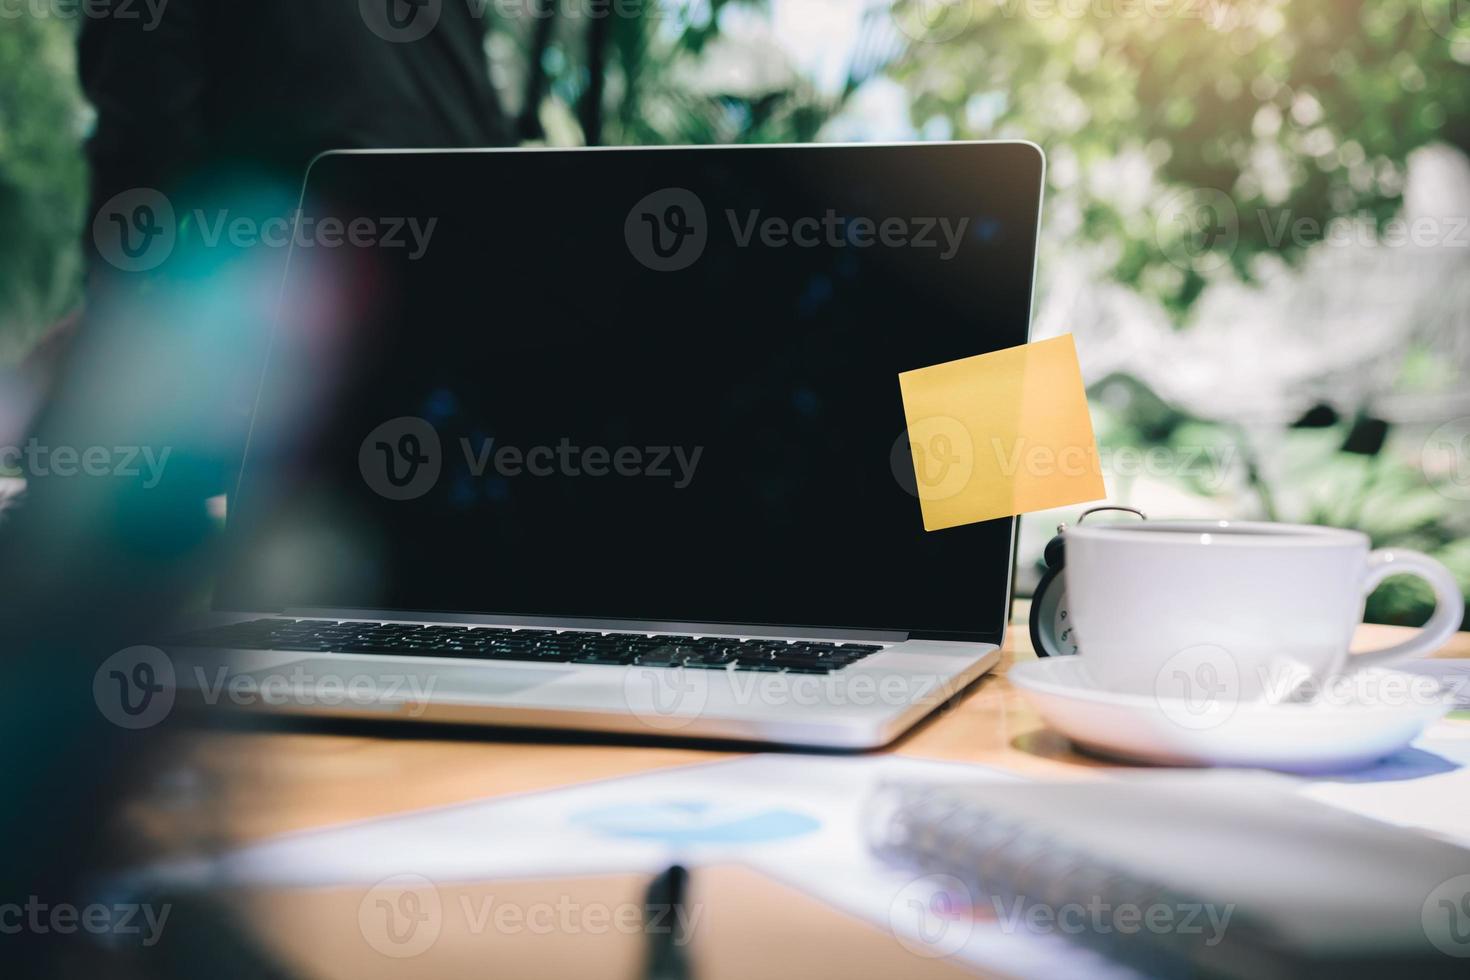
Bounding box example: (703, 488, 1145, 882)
(219, 143, 1044, 642)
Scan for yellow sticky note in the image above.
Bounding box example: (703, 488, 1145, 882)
(897, 334, 1104, 531)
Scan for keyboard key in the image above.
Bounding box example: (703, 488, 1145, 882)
(688, 651, 736, 665)
(571, 652, 637, 666)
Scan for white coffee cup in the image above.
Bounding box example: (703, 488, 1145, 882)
(1064, 520, 1465, 700)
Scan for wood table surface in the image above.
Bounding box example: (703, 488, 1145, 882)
(129, 623, 1470, 979)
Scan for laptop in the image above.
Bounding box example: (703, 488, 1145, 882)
(166, 141, 1045, 749)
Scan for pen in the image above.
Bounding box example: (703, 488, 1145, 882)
(642, 864, 691, 980)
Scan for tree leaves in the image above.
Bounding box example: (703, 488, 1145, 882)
(0, 18, 87, 363)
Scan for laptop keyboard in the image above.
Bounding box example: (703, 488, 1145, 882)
(170, 620, 884, 674)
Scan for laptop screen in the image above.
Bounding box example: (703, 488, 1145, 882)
(218, 144, 1044, 642)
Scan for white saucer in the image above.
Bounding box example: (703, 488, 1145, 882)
(1009, 657, 1453, 773)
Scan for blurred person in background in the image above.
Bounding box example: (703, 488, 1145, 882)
(1, 4, 512, 976)
(74, 0, 513, 461)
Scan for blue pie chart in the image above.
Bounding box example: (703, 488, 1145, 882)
(569, 800, 820, 845)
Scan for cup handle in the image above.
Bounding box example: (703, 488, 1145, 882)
(1348, 549, 1465, 670)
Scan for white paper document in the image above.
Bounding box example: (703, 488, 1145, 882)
(137, 754, 1138, 979)
(123, 721, 1470, 979)
(1297, 720, 1470, 847)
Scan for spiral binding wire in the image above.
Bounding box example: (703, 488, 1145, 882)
(864, 780, 1276, 976)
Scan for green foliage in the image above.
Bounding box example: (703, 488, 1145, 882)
(0, 16, 87, 364)
(490, 0, 872, 145)
(890, 0, 1470, 316)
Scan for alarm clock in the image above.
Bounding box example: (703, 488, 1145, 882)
(1028, 505, 1146, 657)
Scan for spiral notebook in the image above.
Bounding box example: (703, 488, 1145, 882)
(866, 777, 1470, 979)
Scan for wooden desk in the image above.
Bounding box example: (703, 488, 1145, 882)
(133, 624, 1470, 979)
